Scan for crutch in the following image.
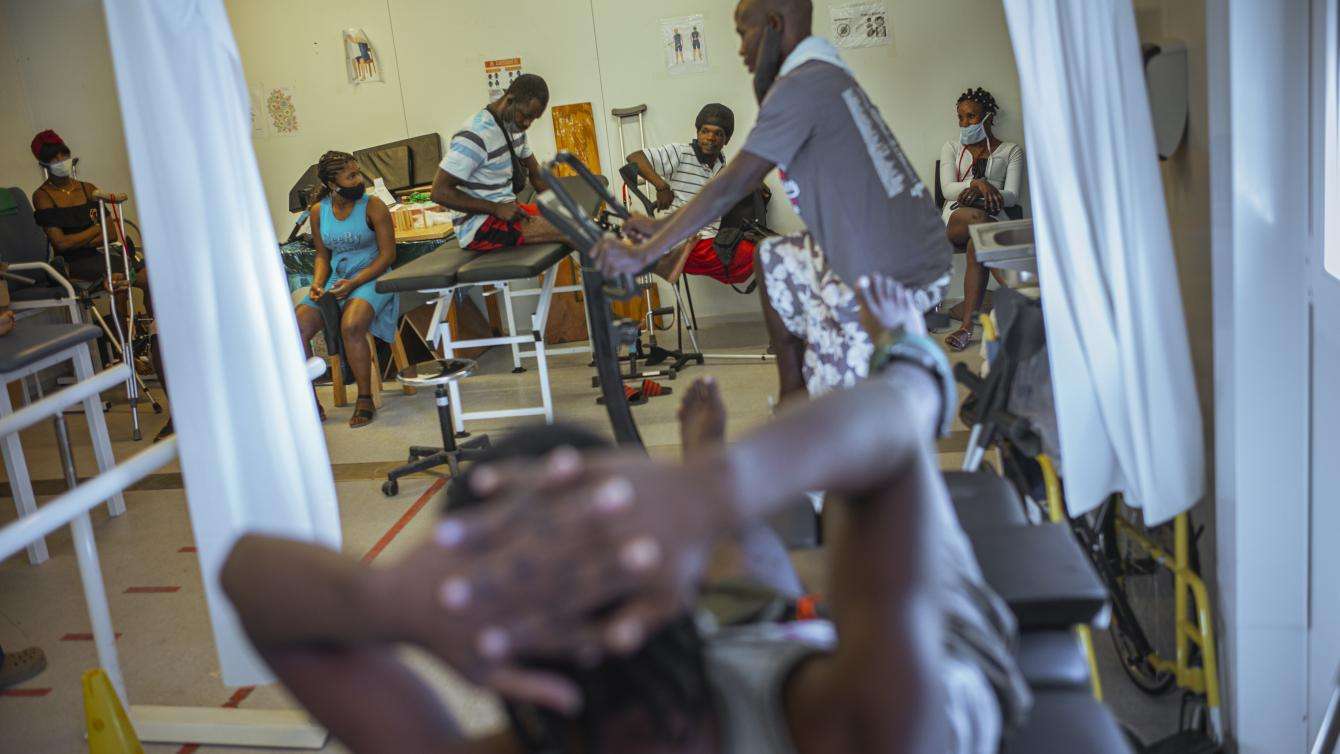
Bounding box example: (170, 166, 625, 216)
(95, 192, 150, 441)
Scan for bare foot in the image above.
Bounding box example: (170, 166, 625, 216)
(857, 274, 927, 340)
(677, 376, 726, 459)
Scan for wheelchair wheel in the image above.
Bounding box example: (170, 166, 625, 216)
(1099, 500, 1179, 696)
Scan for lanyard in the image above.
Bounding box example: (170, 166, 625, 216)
(955, 138, 996, 182)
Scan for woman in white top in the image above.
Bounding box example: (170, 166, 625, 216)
(939, 88, 1025, 351)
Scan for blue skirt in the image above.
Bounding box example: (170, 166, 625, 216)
(297, 250, 398, 344)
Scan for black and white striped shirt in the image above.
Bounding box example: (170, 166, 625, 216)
(645, 142, 726, 234)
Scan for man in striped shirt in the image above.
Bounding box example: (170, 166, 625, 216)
(625, 103, 758, 284)
(431, 74, 563, 251)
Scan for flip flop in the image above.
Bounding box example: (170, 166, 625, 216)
(0, 647, 48, 689)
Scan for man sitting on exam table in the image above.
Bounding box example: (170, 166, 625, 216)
(431, 74, 567, 252)
(222, 274, 1027, 754)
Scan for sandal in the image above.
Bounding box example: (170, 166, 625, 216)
(0, 646, 48, 689)
(349, 394, 375, 429)
(945, 326, 975, 352)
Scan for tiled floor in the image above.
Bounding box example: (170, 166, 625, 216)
(0, 319, 1180, 752)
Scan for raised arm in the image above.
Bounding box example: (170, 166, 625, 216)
(221, 536, 528, 754)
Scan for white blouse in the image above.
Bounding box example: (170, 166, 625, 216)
(938, 139, 1025, 208)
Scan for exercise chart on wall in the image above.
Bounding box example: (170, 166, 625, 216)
(660, 14, 708, 75)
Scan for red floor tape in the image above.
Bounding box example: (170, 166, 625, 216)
(60, 633, 122, 641)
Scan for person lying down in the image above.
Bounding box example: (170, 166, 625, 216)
(221, 276, 1029, 754)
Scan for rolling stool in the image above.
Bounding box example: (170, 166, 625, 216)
(381, 358, 491, 497)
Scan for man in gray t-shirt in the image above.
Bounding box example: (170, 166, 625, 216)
(742, 52, 950, 291)
(593, 0, 951, 402)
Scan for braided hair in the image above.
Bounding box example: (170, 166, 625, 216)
(957, 87, 999, 117)
(445, 425, 715, 754)
(314, 150, 356, 200)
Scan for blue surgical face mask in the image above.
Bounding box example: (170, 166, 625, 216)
(960, 114, 991, 145)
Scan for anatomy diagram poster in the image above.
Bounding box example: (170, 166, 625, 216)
(831, 2, 891, 49)
(661, 15, 708, 75)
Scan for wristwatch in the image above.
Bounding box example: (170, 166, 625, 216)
(867, 327, 957, 438)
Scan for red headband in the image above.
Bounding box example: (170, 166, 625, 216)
(30, 130, 65, 161)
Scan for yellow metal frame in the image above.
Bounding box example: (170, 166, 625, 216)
(977, 307, 1222, 737)
(1110, 514, 1222, 712)
(1036, 454, 1104, 701)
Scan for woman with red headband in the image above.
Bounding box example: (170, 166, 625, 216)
(30, 129, 173, 441)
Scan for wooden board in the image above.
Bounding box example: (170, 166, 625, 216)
(547, 103, 599, 343)
(551, 102, 601, 177)
(551, 101, 660, 331)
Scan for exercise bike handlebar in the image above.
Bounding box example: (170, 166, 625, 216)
(551, 152, 632, 220)
(618, 162, 658, 217)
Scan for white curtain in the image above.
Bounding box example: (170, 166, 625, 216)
(102, 0, 342, 685)
(1002, 0, 1204, 524)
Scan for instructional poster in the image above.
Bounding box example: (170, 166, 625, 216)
(830, 1, 891, 49)
(660, 15, 708, 75)
(485, 57, 523, 101)
(343, 28, 383, 84)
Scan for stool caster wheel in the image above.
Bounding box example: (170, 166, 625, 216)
(667, 369, 678, 380)
(382, 479, 399, 497)
(152, 404, 163, 414)
(512, 366, 527, 374)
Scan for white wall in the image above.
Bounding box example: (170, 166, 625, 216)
(1208, 0, 1313, 749)
(0, 10, 38, 189)
(226, 0, 413, 235)
(0, 0, 136, 221)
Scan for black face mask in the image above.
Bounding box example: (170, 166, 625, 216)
(336, 183, 366, 201)
(753, 24, 785, 104)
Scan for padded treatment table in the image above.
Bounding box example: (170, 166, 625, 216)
(375, 176, 601, 433)
(944, 470, 1028, 529)
(0, 323, 125, 564)
(1018, 630, 1091, 690)
(1002, 689, 1134, 754)
(969, 523, 1108, 631)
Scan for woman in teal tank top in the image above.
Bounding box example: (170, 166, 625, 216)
(295, 151, 398, 428)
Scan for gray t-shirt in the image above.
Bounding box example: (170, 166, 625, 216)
(742, 61, 952, 289)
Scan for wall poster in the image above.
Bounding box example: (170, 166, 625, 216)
(830, 2, 891, 49)
(660, 15, 708, 75)
(344, 28, 383, 84)
(485, 57, 523, 101)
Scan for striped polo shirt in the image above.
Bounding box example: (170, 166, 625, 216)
(440, 108, 534, 247)
(644, 142, 726, 234)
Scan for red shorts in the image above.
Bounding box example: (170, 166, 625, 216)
(465, 203, 539, 251)
(683, 236, 757, 285)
